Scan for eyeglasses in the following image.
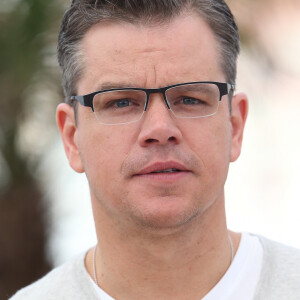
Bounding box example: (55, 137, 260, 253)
(69, 81, 235, 125)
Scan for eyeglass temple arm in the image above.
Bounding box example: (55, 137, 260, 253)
(69, 95, 84, 104)
(229, 83, 235, 92)
(220, 83, 235, 99)
(68, 95, 95, 111)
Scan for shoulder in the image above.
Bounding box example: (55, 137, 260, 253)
(9, 252, 97, 300)
(254, 235, 300, 300)
(258, 235, 300, 270)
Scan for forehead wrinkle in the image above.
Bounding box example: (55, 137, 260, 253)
(153, 64, 158, 87)
(143, 64, 159, 88)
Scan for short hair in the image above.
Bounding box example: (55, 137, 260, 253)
(58, 0, 239, 100)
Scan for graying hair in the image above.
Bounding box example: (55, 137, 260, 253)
(58, 0, 239, 100)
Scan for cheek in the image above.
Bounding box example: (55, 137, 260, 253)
(183, 119, 232, 173)
(77, 125, 137, 198)
(81, 130, 120, 175)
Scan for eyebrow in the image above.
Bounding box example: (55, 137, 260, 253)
(176, 85, 213, 93)
(95, 81, 138, 91)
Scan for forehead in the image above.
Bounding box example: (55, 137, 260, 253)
(77, 13, 223, 94)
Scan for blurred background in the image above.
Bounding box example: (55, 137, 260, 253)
(0, 0, 299, 298)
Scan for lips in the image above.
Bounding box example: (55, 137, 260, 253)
(135, 161, 189, 176)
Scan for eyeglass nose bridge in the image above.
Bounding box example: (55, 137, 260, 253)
(143, 87, 171, 112)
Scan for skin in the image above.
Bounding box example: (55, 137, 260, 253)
(57, 12, 248, 300)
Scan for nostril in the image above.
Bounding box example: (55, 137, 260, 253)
(146, 138, 157, 143)
(145, 136, 175, 144)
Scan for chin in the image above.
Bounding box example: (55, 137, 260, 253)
(128, 197, 203, 232)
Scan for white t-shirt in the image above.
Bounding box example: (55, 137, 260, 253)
(91, 233, 263, 300)
(202, 233, 263, 300)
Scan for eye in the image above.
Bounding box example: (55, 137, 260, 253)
(105, 98, 137, 109)
(178, 97, 207, 106)
(115, 99, 130, 108)
(182, 97, 200, 105)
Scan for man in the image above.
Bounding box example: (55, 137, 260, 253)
(10, 0, 300, 299)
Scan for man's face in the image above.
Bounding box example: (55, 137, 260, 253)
(57, 14, 247, 230)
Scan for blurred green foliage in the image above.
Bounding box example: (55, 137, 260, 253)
(0, 0, 62, 184)
(0, 0, 64, 298)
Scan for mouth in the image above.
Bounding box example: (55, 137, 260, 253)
(150, 168, 182, 174)
(134, 161, 190, 177)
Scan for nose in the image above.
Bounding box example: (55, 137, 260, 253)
(137, 93, 183, 147)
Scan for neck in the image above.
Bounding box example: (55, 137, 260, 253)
(86, 196, 239, 300)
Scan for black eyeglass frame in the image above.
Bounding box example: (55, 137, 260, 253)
(69, 81, 235, 113)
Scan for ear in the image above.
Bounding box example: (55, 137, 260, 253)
(230, 93, 248, 162)
(56, 103, 84, 173)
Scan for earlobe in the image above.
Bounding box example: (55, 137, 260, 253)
(230, 93, 248, 162)
(56, 103, 84, 173)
